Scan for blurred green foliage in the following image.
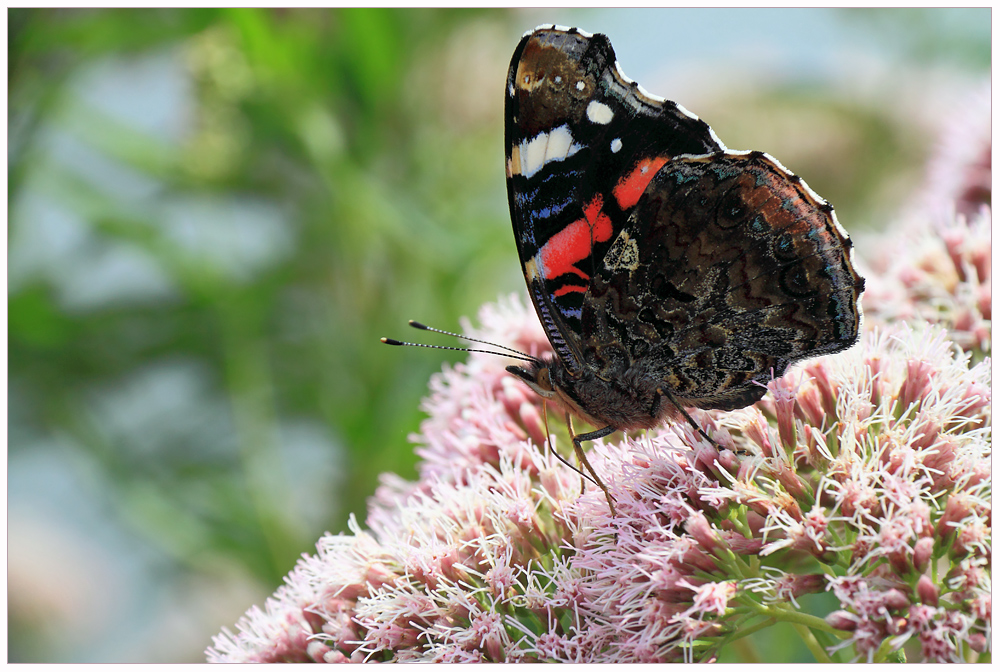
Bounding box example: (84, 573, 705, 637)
(7, 7, 989, 663)
(10, 7, 519, 590)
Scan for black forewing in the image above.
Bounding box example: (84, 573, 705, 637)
(504, 26, 723, 375)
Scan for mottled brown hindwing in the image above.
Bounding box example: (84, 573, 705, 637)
(582, 151, 864, 410)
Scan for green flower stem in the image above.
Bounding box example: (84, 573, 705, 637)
(715, 546, 754, 577)
(726, 615, 777, 642)
(791, 622, 833, 663)
(739, 600, 848, 639)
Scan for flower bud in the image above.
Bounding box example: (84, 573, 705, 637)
(936, 493, 973, 540)
(717, 447, 740, 473)
(864, 355, 885, 408)
(485, 632, 504, 661)
(825, 610, 858, 631)
(968, 633, 988, 653)
(676, 542, 719, 574)
(772, 385, 798, 450)
(694, 443, 721, 475)
(916, 575, 939, 606)
(306, 640, 332, 662)
(883, 588, 911, 611)
(954, 519, 989, 557)
(786, 573, 825, 598)
(955, 381, 991, 421)
(774, 463, 810, 502)
(302, 607, 326, 633)
(742, 412, 774, 457)
(909, 418, 940, 451)
(723, 533, 763, 556)
(773, 491, 803, 522)
(807, 361, 838, 417)
(366, 561, 399, 589)
(797, 383, 826, 430)
(897, 360, 933, 413)
(913, 537, 934, 573)
(685, 511, 722, 554)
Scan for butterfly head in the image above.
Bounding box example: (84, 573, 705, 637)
(506, 362, 557, 400)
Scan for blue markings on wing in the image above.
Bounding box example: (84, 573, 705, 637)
(535, 196, 574, 221)
(512, 170, 581, 229)
(560, 306, 582, 321)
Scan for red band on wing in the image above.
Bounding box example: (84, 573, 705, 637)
(613, 156, 670, 210)
(554, 284, 588, 297)
(537, 195, 614, 283)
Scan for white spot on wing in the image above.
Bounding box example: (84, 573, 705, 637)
(518, 125, 581, 179)
(508, 83, 515, 97)
(576, 80, 585, 91)
(520, 133, 549, 178)
(543, 125, 575, 164)
(610, 138, 622, 153)
(586, 100, 614, 125)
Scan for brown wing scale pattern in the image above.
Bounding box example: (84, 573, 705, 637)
(582, 151, 864, 411)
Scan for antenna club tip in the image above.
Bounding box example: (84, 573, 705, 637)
(408, 320, 428, 330)
(381, 337, 403, 346)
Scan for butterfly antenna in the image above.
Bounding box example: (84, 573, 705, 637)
(407, 321, 539, 361)
(381, 321, 539, 365)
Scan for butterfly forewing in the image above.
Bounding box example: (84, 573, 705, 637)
(505, 26, 724, 375)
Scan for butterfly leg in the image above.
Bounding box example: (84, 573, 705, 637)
(567, 415, 618, 517)
(658, 387, 748, 456)
(539, 403, 601, 487)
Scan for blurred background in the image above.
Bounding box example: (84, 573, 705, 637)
(7, 7, 989, 663)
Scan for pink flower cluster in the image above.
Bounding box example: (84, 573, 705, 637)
(207, 291, 990, 662)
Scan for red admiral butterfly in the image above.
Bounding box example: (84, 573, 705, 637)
(387, 26, 864, 514)
(502, 26, 863, 497)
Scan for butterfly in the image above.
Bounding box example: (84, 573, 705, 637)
(501, 25, 864, 508)
(384, 25, 864, 515)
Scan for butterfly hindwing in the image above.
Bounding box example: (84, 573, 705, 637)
(581, 151, 863, 409)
